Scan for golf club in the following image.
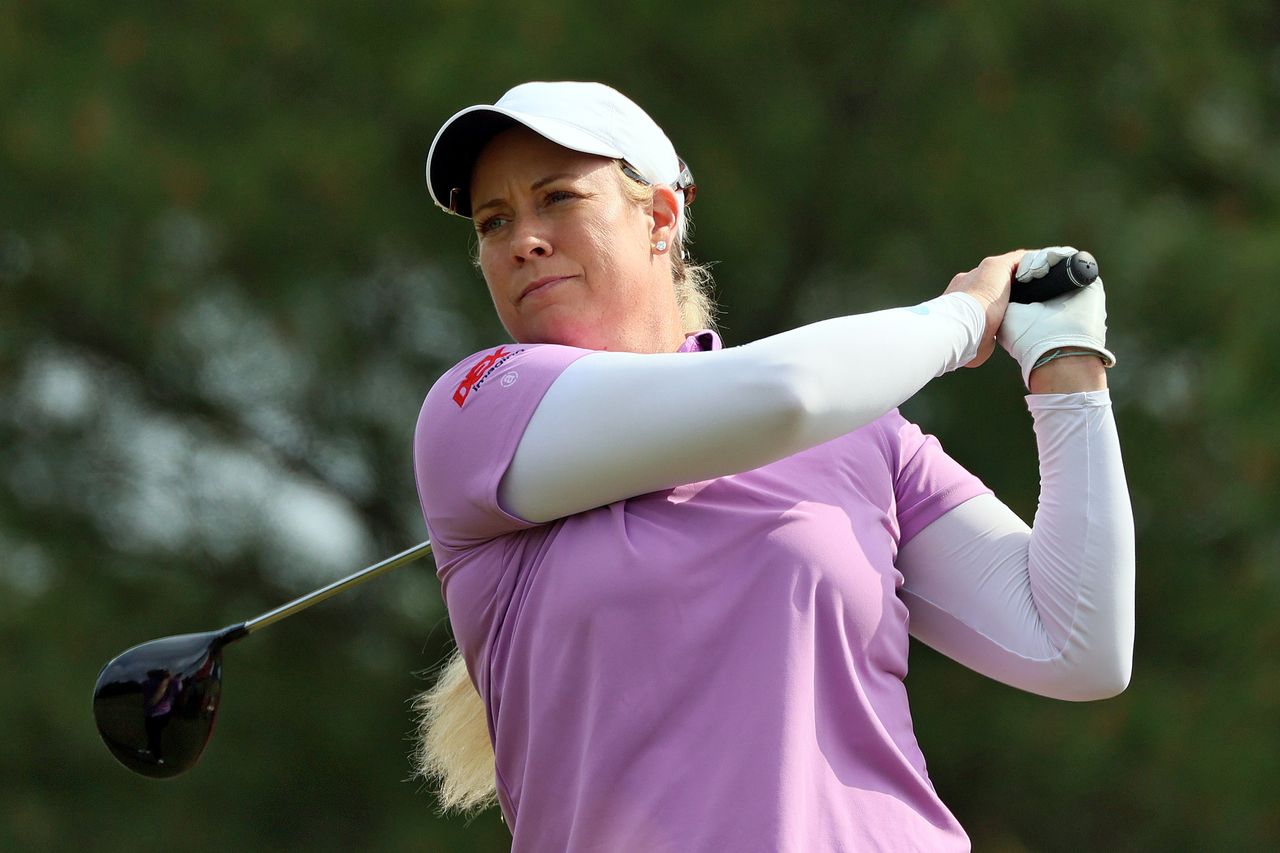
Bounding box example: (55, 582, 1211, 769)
(1011, 250, 1099, 303)
(91, 248, 1095, 781)
(92, 539, 433, 779)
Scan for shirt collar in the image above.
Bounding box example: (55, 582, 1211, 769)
(676, 330, 722, 352)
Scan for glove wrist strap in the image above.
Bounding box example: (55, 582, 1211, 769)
(1031, 347, 1106, 372)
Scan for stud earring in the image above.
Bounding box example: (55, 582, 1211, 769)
(655, 240, 668, 252)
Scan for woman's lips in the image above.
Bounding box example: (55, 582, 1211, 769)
(519, 275, 574, 302)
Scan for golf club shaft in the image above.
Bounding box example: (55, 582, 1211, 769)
(242, 540, 434, 635)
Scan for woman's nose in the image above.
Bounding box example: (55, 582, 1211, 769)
(512, 226, 552, 263)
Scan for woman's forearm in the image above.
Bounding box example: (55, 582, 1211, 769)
(898, 390, 1135, 700)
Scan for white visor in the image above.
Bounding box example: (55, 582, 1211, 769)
(425, 81, 692, 220)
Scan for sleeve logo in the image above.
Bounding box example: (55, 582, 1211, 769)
(453, 346, 520, 407)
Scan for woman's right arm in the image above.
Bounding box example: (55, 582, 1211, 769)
(500, 254, 1019, 522)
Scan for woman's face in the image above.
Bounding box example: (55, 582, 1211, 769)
(469, 127, 682, 352)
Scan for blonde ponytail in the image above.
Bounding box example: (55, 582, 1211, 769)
(412, 647, 498, 814)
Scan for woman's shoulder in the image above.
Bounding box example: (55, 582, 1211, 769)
(424, 342, 591, 413)
(861, 408, 956, 477)
(428, 343, 533, 411)
(414, 342, 594, 547)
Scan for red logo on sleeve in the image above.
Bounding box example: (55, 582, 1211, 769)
(453, 346, 515, 407)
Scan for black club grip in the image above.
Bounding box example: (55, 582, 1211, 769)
(1010, 250, 1099, 303)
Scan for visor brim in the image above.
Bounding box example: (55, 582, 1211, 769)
(426, 106, 625, 218)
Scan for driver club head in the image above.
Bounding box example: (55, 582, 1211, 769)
(92, 625, 245, 778)
(90, 540, 432, 778)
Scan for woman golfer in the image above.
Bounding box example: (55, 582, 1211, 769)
(413, 81, 1134, 852)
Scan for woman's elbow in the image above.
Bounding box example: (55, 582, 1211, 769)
(759, 354, 881, 449)
(1055, 648, 1132, 702)
(740, 355, 827, 448)
(1076, 665, 1130, 702)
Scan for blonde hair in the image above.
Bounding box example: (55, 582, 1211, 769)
(412, 647, 498, 814)
(413, 162, 717, 816)
(612, 161, 718, 333)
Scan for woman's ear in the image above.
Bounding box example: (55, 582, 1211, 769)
(649, 185, 679, 251)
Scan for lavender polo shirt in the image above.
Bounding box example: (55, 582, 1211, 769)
(414, 331, 990, 852)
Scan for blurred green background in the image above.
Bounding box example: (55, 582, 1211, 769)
(3, 1, 1278, 850)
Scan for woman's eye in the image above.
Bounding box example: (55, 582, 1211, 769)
(476, 215, 508, 235)
(544, 190, 575, 206)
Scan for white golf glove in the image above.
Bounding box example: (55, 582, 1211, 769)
(998, 246, 1117, 389)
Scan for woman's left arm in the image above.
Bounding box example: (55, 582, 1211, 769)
(896, 378, 1135, 701)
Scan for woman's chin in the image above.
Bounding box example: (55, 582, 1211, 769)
(506, 305, 601, 348)
(514, 321, 602, 350)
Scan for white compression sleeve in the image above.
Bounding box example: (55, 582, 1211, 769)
(501, 293, 984, 523)
(896, 390, 1135, 701)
